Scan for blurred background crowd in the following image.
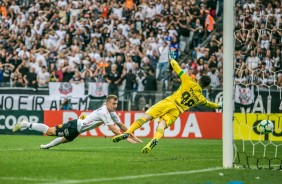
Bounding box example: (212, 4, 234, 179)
(7, 0, 282, 109)
(234, 0, 282, 89)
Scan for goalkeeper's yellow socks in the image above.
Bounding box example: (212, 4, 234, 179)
(153, 128, 164, 140)
(125, 117, 147, 134)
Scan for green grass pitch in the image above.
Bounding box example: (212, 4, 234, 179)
(0, 135, 281, 184)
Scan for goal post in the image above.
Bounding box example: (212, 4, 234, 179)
(223, 0, 235, 168)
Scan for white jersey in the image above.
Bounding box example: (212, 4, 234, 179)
(77, 105, 121, 133)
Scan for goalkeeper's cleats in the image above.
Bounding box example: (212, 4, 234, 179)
(112, 133, 129, 143)
(12, 118, 28, 132)
(141, 139, 158, 153)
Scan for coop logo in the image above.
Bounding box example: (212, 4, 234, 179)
(0, 115, 39, 130)
(252, 120, 282, 140)
(59, 82, 73, 95)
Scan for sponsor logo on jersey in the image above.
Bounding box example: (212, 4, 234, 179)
(58, 132, 64, 136)
(64, 129, 69, 136)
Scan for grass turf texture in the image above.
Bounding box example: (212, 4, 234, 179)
(0, 135, 281, 184)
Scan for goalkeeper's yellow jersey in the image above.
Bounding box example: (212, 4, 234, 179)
(166, 59, 219, 113)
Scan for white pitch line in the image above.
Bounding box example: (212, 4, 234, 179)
(0, 147, 222, 152)
(0, 167, 223, 183)
(45, 167, 224, 184)
(0, 176, 57, 182)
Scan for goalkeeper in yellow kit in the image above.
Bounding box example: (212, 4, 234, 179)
(112, 59, 223, 153)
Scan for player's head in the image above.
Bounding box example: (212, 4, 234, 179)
(106, 95, 118, 112)
(199, 75, 211, 89)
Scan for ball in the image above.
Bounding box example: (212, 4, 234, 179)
(259, 120, 274, 134)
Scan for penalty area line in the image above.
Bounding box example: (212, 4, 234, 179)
(45, 167, 224, 184)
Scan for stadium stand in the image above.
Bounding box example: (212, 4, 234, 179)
(0, 0, 224, 110)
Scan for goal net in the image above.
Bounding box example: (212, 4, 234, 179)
(232, 0, 282, 170)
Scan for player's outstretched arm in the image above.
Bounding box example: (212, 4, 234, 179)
(170, 59, 182, 76)
(199, 94, 222, 109)
(170, 59, 193, 82)
(115, 122, 143, 143)
(202, 100, 223, 109)
(129, 134, 143, 143)
(108, 124, 137, 144)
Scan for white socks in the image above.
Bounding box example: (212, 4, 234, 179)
(29, 123, 49, 134)
(41, 137, 64, 149)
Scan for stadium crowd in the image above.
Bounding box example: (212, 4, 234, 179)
(0, 0, 225, 108)
(234, 0, 282, 89)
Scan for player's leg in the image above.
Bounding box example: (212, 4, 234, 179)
(13, 118, 49, 134)
(126, 100, 172, 134)
(112, 99, 172, 143)
(126, 113, 152, 134)
(141, 106, 180, 153)
(141, 120, 166, 154)
(112, 100, 173, 143)
(40, 137, 69, 149)
(112, 113, 152, 143)
(41, 121, 79, 149)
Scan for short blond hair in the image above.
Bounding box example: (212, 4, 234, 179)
(106, 94, 118, 102)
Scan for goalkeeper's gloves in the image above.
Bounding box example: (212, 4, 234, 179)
(218, 101, 223, 109)
(169, 51, 176, 59)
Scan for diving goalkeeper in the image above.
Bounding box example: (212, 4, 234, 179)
(112, 59, 223, 153)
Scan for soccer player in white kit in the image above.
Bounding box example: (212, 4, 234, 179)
(12, 95, 142, 149)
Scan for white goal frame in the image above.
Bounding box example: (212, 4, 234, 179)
(223, 0, 235, 168)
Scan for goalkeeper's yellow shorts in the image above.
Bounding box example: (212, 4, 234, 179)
(146, 99, 180, 127)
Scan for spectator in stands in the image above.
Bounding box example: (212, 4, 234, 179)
(168, 71, 181, 92)
(157, 41, 169, 89)
(0, 63, 14, 84)
(204, 10, 215, 36)
(105, 64, 120, 97)
(120, 69, 136, 100)
(37, 66, 50, 88)
(24, 67, 37, 91)
(192, 18, 204, 48)
(62, 66, 75, 82)
(147, 49, 159, 72)
(13, 73, 25, 87)
(178, 15, 193, 54)
(81, 63, 94, 84)
(143, 69, 157, 106)
(60, 98, 73, 110)
(169, 36, 180, 59)
(0, 0, 225, 105)
(18, 46, 30, 60)
(134, 71, 145, 110)
(70, 70, 84, 84)
(208, 54, 219, 69)
(49, 71, 59, 82)
(93, 66, 106, 83)
(247, 50, 260, 70)
(207, 67, 220, 89)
